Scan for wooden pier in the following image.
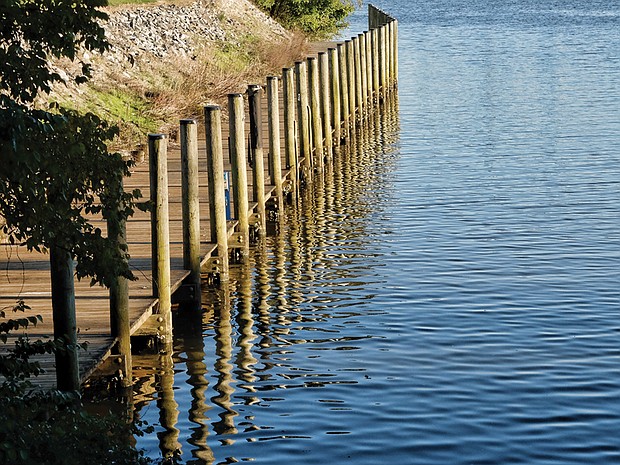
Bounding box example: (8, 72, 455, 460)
(0, 5, 398, 391)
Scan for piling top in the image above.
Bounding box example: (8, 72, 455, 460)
(204, 104, 221, 111)
(180, 119, 197, 125)
(148, 133, 167, 140)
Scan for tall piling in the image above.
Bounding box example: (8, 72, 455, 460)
(247, 85, 267, 234)
(149, 133, 172, 334)
(228, 93, 250, 253)
(180, 119, 201, 303)
(204, 105, 230, 282)
(266, 76, 284, 215)
(307, 56, 323, 170)
(318, 51, 333, 158)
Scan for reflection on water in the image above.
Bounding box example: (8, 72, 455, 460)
(131, 94, 401, 464)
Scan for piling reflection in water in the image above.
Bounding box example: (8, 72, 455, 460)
(132, 93, 400, 463)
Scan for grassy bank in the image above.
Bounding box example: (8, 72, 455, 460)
(51, 0, 307, 153)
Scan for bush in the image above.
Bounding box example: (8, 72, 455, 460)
(253, 0, 357, 39)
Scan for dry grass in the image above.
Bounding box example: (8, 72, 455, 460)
(102, 31, 309, 144)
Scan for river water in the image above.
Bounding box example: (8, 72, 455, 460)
(132, 1, 620, 463)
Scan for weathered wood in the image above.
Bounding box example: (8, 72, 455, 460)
(318, 51, 333, 157)
(359, 32, 369, 108)
(372, 27, 380, 101)
(50, 244, 80, 392)
(204, 105, 230, 282)
(247, 86, 267, 235)
(266, 76, 284, 216)
(148, 133, 172, 335)
(282, 67, 298, 198)
(307, 56, 323, 170)
(379, 25, 387, 98)
(295, 61, 311, 182)
(353, 36, 363, 121)
(228, 93, 250, 255)
(337, 42, 349, 138)
(108, 178, 132, 387)
(328, 47, 342, 144)
(346, 40, 356, 123)
(365, 30, 373, 103)
(180, 119, 201, 302)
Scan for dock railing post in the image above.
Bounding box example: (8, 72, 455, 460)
(148, 133, 172, 335)
(353, 36, 363, 122)
(204, 105, 230, 282)
(372, 27, 380, 103)
(294, 61, 311, 183)
(379, 24, 387, 99)
(50, 245, 80, 391)
(318, 51, 333, 158)
(180, 119, 201, 304)
(337, 43, 349, 140)
(346, 40, 356, 126)
(108, 177, 132, 387)
(266, 76, 284, 217)
(228, 93, 250, 255)
(328, 47, 341, 145)
(247, 85, 267, 235)
(359, 32, 368, 111)
(282, 67, 298, 199)
(365, 30, 372, 104)
(307, 56, 323, 171)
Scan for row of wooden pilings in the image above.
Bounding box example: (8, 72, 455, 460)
(55, 5, 398, 392)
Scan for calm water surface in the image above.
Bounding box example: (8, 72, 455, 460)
(134, 1, 620, 463)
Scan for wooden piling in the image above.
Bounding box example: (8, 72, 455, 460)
(379, 25, 387, 98)
(393, 20, 399, 88)
(359, 32, 368, 108)
(180, 119, 201, 301)
(50, 244, 79, 391)
(307, 56, 323, 170)
(247, 86, 267, 234)
(337, 43, 349, 139)
(108, 178, 131, 387)
(372, 27, 380, 102)
(346, 40, 356, 124)
(318, 51, 333, 157)
(228, 93, 250, 251)
(328, 47, 341, 145)
(266, 76, 284, 213)
(365, 30, 372, 103)
(282, 67, 298, 197)
(295, 61, 311, 181)
(204, 105, 230, 282)
(353, 36, 363, 120)
(148, 133, 172, 333)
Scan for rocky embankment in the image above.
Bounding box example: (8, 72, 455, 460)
(102, 0, 289, 66)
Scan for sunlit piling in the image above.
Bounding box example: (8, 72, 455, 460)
(266, 76, 284, 216)
(149, 133, 172, 335)
(247, 85, 267, 237)
(180, 119, 201, 303)
(204, 105, 230, 282)
(228, 93, 250, 253)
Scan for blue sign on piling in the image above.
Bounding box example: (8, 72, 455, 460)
(224, 171, 231, 220)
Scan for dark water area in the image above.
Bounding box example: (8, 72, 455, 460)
(129, 1, 620, 463)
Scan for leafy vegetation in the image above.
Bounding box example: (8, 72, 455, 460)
(0, 0, 143, 286)
(252, 0, 357, 39)
(0, 304, 153, 465)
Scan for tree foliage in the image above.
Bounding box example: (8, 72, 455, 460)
(253, 0, 356, 39)
(0, 0, 144, 287)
